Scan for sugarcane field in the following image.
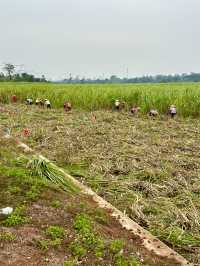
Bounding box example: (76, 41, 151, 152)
(0, 82, 199, 266)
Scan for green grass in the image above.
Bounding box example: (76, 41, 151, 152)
(4, 206, 28, 227)
(45, 225, 65, 240)
(51, 200, 61, 208)
(63, 260, 77, 266)
(1, 82, 200, 116)
(109, 240, 124, 254)
(34, 239, 49, 251)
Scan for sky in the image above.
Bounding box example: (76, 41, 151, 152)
(0, 0, 200, 80)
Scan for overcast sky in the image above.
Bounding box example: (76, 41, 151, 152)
(0, 0, 200, 79)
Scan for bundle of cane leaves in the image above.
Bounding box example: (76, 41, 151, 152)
(27, 156, 79, 193)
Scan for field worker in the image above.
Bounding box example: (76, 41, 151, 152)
(35, 98, 40, 105)
(11, 95, 17, 103)
(64, 102, 72, 112)
(36, 98, 44, 107)
(130, 106, 140, 115)
(44, 99, 51, 109)
(115, 99, 121, 110)
(39, 99, 45, 107)
(121, 101, 126, 109)
(149, 109, 159, 117)
(25, 98, 33, 105)
(169, 105, 177, 118)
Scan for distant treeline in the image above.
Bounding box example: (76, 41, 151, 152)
(0, 63, 47, 82)
(0, 72, 47, 82)
(60, 73, 200, 84)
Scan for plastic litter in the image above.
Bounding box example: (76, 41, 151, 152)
(0, 207, 13, 215)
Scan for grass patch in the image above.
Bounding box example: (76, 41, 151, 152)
(109, 240, 124, 254)
(34, 239, 49, 251)
(45, 225, 65, 240)
(51, 200, 61, 208)
(63, 259, 77, 266)
(0, 231, 16, 242)
(69, 242, 87, 258)
(4, 206, 28, 227)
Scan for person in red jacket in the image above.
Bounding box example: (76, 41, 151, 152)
(11, 95, 17, 103)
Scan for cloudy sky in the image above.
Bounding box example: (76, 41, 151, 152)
(0, 0, 200, 79)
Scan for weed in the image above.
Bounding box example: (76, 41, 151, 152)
(94, 208, 109, 224)
(74, 214, 92, 234)
(7, 186, 21, 194)
(109, 240, 124, 254)
(26, 185, 40, 201)
(0, 231, 16, 242)
(94, 238, 105, 257)
(4, 214, 26, 227)
(63, 259, 77, 266)
(4, 206, 28, 227)
(51, 200, 61, 208)
(35, 239, 49, 251)
(69, 242, 87, 258)
(115, 255, 141, 266)
(73, 213, 106, 257)
(50, 238, 62, 248)
(73, 214, 98, 248)
(45, 225, 65, 240)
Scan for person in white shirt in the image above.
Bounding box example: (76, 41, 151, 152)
(169, 105, 177, 118)
(115, 100, 120, 110)
(44, 99, 51, 109)
(26, 98, 33, 105)
(149, 109, 159, 117)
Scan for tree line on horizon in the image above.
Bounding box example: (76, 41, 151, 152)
(0, 63, 47, 82)
(1, 63, 200, 83)
(60, 73, 200, 84)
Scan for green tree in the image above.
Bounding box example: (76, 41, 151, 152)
(3, 63, 15, 80)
